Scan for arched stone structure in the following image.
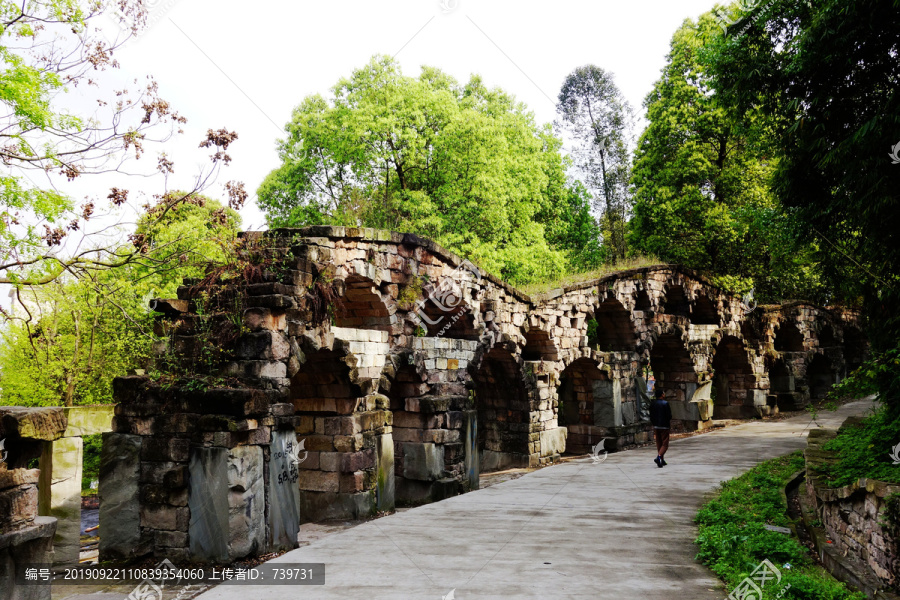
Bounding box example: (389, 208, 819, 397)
(101, 226, 867, 561)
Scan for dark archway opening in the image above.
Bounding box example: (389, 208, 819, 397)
(649, 333, 698, 430)
(774, 321, 804, 352)
(807, 354, 837, 402)
(558, 358, 612, 455)
(417, 300, 479, 340)
(594, 298, 637, 351)
(634, 289, 652, 311)
(769, 359, 797, 410)
(691, 294, 720, 325)
(818, 325, 838, 348)
(472, 348, 530, 471)
(522, 329, 559, 361)
(844, 327, 867, 373)
(290, 348, 361, 414)
(711, 336, 755, 418)
(663, 285, 690, 318)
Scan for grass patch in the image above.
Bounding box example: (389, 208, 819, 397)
(517, 255, 663, 296)
(816, 405, 900, 488)
(695, 451, 865, 600)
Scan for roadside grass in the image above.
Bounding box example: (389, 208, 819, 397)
(816, 405, 900, 487)
(695, 451, 865, 600)
(517, 255, 663, 296)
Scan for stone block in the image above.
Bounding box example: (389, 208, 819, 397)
(402, 443, 444, 481)
(188, 447, 230, 562)
(38, 436, 82, 566)
(268, 431, 300, 552)
(61, 406, 114, 437)
(227, 445, 265, 559)
(298, 470, 339, 493)
(99, 433, 142, 561)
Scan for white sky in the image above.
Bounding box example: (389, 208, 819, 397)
(81, 0, 720, 231)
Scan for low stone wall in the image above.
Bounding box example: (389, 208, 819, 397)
(805, 424, 900, 594)
(0, 407, 68, 600)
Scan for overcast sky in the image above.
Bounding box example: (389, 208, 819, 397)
(84, 0, 721, 231)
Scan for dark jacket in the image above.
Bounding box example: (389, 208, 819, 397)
(649, 399, 672, 429)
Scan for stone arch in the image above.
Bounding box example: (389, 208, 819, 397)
(648, 331, 698, 428)
(662, 284, 690, 318)
(807, 354, 837, 401)
(774, 321, 804, 352)
(557, 358, 612, 454)
(522, 329, 559, 361)
(711, 335, 755, 418)
(691, 294, 721, 326)
(593, 298, 638, 351)
(335, 275, 393, 330)
(290, 347, 362, 414)
(472, 346, 530, 471)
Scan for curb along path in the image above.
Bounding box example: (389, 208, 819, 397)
(197, 401, 874, 600)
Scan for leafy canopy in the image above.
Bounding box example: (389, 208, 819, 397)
(258, 55, 598, 285)
(627, 11, 823, 301)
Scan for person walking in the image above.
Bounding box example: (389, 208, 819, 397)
(649, 388, 672, 468)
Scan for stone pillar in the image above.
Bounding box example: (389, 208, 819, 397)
(0, 406, 67, 600)
(99, 433, 142, 560)
(375, 433, 395, 512)
(38, 437, 82, 566)
(188, 447, 229, 563)
(463, 410, 479, 491)
(267, 431, 301, 552)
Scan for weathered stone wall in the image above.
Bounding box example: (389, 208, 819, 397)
(806, 423, 899, 592)
(0, 407, 67, 600)
(102, 226, 866, 562)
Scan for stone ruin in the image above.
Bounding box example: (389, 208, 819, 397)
(1, 226, 859, 567)
(0, 407, 67, 599)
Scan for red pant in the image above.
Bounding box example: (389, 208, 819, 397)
(655, 428, 670, 457)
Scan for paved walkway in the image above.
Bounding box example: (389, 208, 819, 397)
(193, 400, 873, 600)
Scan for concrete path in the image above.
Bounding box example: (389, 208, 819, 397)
(189, 401, 874, 600)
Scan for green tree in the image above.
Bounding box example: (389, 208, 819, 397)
(706, 0, 900, 413)
(0, 197, 240, 406)
(627, 11, 822, 301)
(258, 55, 581, 285)
(556, 65, 633, 262)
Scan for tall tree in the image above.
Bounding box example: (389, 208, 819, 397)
(556, 65, 634, 262)
(627, 12, 822, 301)
(258, 56, 581, 285)
(707, 0, 900, 412)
